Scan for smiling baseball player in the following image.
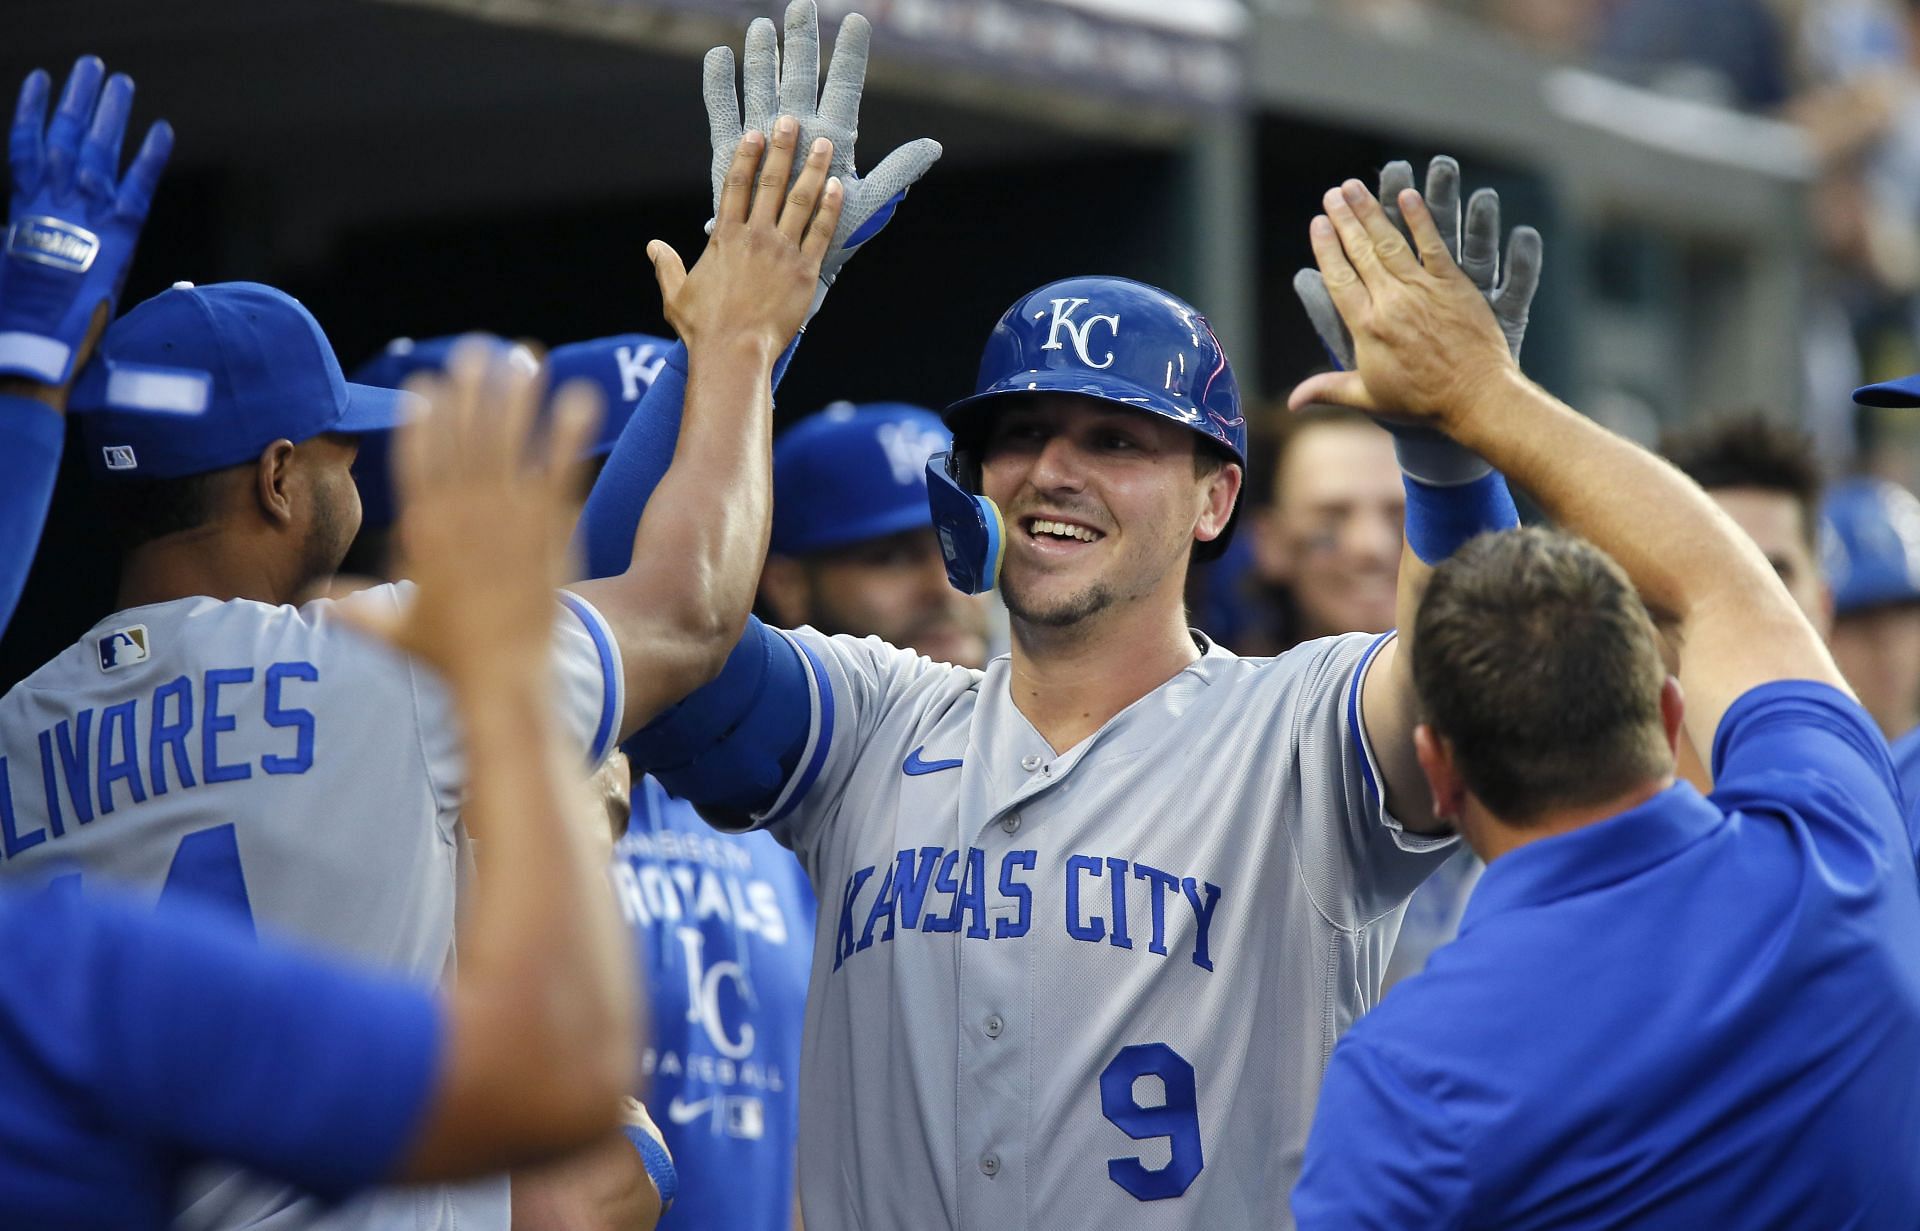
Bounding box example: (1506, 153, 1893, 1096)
(579, 103, 1542, 1226)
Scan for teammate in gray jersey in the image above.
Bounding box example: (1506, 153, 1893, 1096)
(0, 115, 848, 1230)
(606, 130, 1544, 1223)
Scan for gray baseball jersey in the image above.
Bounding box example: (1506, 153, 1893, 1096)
(0, 583, 623, 1230)
(752, 626, 1452, 1230)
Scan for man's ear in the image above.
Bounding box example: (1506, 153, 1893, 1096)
(254, 440, 299, 527)
(1413, 723, 1466, 827)
(1659, 675, 1686, 758)
(757, 555, 810, 628)
(1194, 461, 1244, 547)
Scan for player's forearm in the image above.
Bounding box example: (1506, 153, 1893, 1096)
(1371, 545, 1442, 830)
(603, 334, 781, 723)
(424, 672, 634, 1175)
(1447, 371, 1844, 715)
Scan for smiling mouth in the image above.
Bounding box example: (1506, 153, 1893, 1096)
(1025, 516, 1104, 544)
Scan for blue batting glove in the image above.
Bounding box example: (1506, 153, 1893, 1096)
(0, 57, 173, 385)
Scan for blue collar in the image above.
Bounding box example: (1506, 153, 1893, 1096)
(1459, 783, 1727, 933)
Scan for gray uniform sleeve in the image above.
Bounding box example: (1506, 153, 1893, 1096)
(318, 583, 624, 816)
(1270, 631, 1456, 927)
(752, 626, 974, 854)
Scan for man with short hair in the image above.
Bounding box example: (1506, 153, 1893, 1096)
(1244, 404, 1405, 655)
(579, 146, 1545, 1220)
(1289, 164, 1920, 1229)
(1661, 411, 1832, 633)
(0, 103, 854, 1231)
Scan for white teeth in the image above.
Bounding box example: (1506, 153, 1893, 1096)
(1029, 518, 1098, 543)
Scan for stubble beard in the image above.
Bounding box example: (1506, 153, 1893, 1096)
(1001, 571, 1117, 629)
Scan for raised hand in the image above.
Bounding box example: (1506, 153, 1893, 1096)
(1293, 156, 1540, 371)
(650, 118, 844, 358)
(1, 58, 173, 387)
(1287, 180, 1517, 433)
(340, 342, 601, 692)
(702, 1, 940, 320)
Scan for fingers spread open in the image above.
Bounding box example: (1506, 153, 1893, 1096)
(544, 380, 603, 502)
(45, 56, 104, 195)
(1326, 181, 1419, 284)
(819, 12, 870, 133)
(780, 136, 832, 244)
(1309, 212, 1370, 320)
(803, 178, 847, 264)
(1500, 225, 1543, 314)
(753, 116, 801, 227)
(741, 18, 780, 136)
(717, 129, 765, 225)
(1397, 188, 1460, 276)
(9, 69, 49, 192)
(702, 46, 741, 149)
(1423, 156, 1461, 258)
(778, 0, 821, 121)
(1460, 187, 1500, 289)
(1379, 160, 1414, 240)
(77, 73, 132, 199)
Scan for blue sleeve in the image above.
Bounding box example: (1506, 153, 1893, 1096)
(55, 889, 441, 1198)
(1292, 1035, 1470, 1230)
(626, 616, 815, 817)
(575, 337, 799, 581)
(1710, 680, 1908, 861)
(0, 395, 65, 636)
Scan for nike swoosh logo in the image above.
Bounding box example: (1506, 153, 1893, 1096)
(667, 1096, 713, 1125)
(903, 746, 964, 776)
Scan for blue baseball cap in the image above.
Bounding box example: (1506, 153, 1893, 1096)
(1822, 476, 1920, 615)
(1854, 375, 1920, 407)
(546, 333, 675, 458)
(74, 282, 417, 480)
(772, 402, 951, 556)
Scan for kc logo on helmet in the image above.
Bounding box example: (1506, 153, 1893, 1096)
(7, 216, 100, 273)
(1039, 297, 1120, 370)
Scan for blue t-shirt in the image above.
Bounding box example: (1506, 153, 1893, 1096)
(1294, 681, 1920, 1229)
(0, 884, 439, 1227)
(611, 776, 815, 1231)
(1884, 722, 1920, 866)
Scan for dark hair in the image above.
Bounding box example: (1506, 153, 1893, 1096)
(1660, 412, 1822, 549)
(98, 470, 226, 550)
(1412, 527, 1671, 824)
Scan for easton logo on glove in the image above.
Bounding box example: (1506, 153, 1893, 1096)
(7, 216, 99, 273)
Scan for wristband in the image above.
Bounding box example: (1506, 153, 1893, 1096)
(623, 1121, 678, 1208)
(1403, 469, 1519, 565)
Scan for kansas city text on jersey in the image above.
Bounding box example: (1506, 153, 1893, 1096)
(831, 844, 1224, 973)
(0, 662, 318, 857)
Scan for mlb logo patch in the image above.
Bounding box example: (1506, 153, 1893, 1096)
(101, 445, 138, 471)
(97, 625, 150, 672)
(722, 1096, 765, 1140)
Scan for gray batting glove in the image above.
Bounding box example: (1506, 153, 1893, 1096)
(703, 1, 942, 323)
(1293, 156, 1543, 484)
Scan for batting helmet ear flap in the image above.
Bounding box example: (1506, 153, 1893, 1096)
(927, 449, 1004, 594)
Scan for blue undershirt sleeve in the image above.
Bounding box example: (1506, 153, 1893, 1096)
(575, 337, 799, 580)
(74, 890, 442, 1198)
(625, 616, 813, 817)
(0, 395, 65, 635)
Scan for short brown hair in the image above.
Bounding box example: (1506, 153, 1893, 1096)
(1412, 527, 1671, 823)
(1661, 412, 1822, 550)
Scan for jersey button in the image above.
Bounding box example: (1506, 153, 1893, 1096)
(980, 1153, 1000, 1177)
(1001, 813, 1021, 834)
(984, 1013, 1004, 1038)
